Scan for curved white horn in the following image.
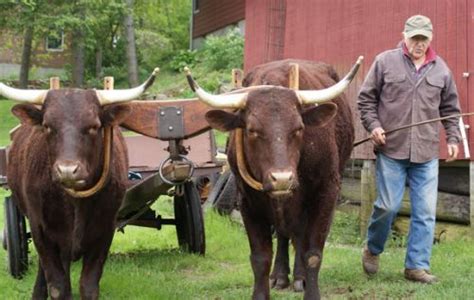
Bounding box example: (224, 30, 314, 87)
(96, 68, 159, 105)
(297, 56, 364, 105)
(185, 67, 247, 108)
(0, 83, 47, 104)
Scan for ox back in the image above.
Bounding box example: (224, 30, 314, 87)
(7, 89, 129, 299)
(223, 59, 354, 299)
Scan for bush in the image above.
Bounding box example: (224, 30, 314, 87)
(199, 28, 244, 71)
(135, 29, 174, 71)
(169, 49, 199, 72)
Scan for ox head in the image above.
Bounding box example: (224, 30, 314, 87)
(186, 57, 362, 199)
(1, 69, 158, 193)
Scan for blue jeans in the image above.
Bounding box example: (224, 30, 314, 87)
(366, 152, 438, 270)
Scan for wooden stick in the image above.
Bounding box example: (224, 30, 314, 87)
(232, 69, 243, 88)
(289, 63, 299, 90)
(103, 76, 114, 90)
(49, 77, 60, 90)
(354, 112, 474, 147)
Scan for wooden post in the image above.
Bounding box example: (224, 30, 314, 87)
(470, 162, 474, 237)
(49, 77, 60, 90)
(360, 160, 376, 239)
(289, 63, 299, 90)
(232, 69, 243, 89)
(104, 76, 114, 90)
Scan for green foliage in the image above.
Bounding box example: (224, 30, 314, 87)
(135, 29, 173, 71)
(199, 29, 244, 71)
(169, 49, 199, 72)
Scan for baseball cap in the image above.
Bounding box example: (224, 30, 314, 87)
(403, 15, 433, 39)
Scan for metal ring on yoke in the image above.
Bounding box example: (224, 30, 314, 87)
(158, 155, 195, 185)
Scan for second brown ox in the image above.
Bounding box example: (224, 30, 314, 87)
(187, 57, 362, 299)
(0, 70, 157, 300)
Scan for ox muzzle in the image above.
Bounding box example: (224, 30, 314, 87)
(264, 170, 297, 199)
(53, 160, 88, 190)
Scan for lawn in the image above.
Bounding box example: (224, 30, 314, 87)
(0, 78, 473, 299)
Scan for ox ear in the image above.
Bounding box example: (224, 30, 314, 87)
(11, 104, 43, 125)
(302, 103, 338, 128)
(205, 110, 244, 132)
(101, 104, 131, 126)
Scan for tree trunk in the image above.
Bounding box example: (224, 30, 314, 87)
(71, 4, 85, 88)
(19, 26, 33, 88)
(95, 45, 103, 80)
(124, 0, 138, 87)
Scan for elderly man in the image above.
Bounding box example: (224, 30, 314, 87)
(358, 15, 461, 283)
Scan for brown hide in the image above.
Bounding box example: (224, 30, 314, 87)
(212, 59, 354, 298)
(7, 89, 129, 299)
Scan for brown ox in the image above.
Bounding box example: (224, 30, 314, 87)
(186, 57, 361, 299)
(0, 71, 156, 300)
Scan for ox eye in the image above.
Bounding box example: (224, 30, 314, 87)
(247, 129, 260, 139)
(87, 126, 100, 135)
(292, 128, 304, 137)
(43, 124, 54, 134)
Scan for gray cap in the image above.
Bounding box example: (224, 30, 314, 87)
(403, 15, 433, 39)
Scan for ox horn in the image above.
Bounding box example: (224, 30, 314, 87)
(0, 83, 47, 104)
(296, 56, 364, 105)
(95, 67, 159, 105)
(184, 67, 248, 108)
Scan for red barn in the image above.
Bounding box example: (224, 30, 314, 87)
(244, 0, 473, 161)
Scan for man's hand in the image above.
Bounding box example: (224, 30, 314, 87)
(370, 127, 386, 146)
(446, 144, 459, 162)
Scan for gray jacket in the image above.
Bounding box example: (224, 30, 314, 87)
(358, 46, 461, 163)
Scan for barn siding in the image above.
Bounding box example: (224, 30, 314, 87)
(244, 0, 471, 160)
(193, 0, 245, 38)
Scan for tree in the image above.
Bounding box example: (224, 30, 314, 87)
(123, 0, 138, 87)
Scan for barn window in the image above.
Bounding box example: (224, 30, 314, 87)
(193, 0, 200, 13)
(46, 30, 64, 52)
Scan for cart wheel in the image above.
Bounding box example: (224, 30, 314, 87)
(4, 196, 29, 278)
(207, 170, 238, 215)
(174, 181, 205, 255)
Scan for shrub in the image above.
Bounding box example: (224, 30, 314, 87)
(199, 28, 244, 71)
(169, 49, 199, 72)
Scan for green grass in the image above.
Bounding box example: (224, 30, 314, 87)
(0, 193, 473, 299)
(0, 100, 19, 146)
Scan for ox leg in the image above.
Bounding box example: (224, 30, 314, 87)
(302, 187, 338, 300)
(79, 230, 115, 300)
(242, 208, 273, 300)
(270, 232, 290, 289)
(32, 259, 47, 300)
(30, 227, 72, 300)
(292, 237, 305, 292)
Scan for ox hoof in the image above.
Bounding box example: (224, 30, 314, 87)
(270, 277, 290, 290)
(293, 279, 305, 292)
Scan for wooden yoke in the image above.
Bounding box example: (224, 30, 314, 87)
(121, 71, 241, 140)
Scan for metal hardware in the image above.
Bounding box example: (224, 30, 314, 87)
(158, 155, 195, 185)
(462, 72, 470, 78)
(158, 107, 185, 139)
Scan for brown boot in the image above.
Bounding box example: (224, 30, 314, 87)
(404, 269, 438, 284)
(362, 245, 379, 275)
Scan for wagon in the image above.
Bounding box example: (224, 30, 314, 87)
(0, 76, 228, 278)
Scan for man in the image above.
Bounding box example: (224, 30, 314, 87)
(358, 14, 461, 284)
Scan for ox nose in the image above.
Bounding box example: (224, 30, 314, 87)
(54, 161, 85, 188)
(268, 171, 294, 191)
